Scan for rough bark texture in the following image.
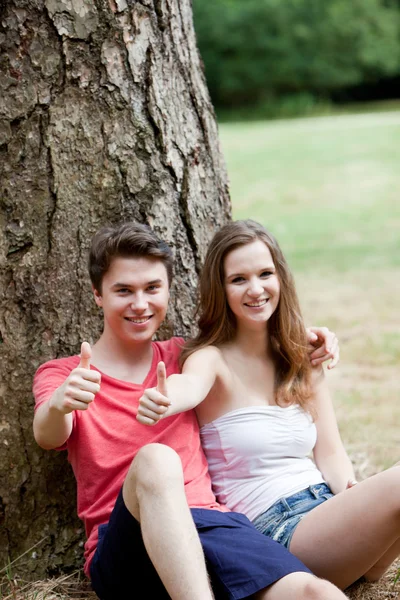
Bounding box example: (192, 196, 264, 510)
(0, 0, 231, 578)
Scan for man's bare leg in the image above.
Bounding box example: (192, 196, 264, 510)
(123, 443, 214, 600)
(256, 572, 349, 600)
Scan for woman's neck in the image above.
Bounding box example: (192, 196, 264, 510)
(230, 323, 270, 357)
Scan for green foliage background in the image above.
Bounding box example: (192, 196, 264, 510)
(193, 0, 400, 116)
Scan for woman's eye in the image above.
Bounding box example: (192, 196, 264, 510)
(261, 271, 273, 278)
(231, 277, 245, 284)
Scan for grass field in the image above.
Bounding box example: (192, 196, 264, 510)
(220, 109, 400, 599)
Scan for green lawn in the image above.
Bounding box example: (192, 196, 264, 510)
(219, 109, 400, 473)
(220, 111, 400, 273)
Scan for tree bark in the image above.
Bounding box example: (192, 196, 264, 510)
(0, 0, 231, 578)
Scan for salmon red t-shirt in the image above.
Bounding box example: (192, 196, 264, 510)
(33, 338, 227, 577)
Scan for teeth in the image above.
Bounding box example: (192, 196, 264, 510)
(126, 317, 150, 323)
(246, 300, 267, 307)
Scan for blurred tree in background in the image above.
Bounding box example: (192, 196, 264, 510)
(193, 0, 400, 117)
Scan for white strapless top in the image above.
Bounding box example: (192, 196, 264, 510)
(200, 404, 325, 521)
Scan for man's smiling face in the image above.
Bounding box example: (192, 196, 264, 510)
(93, 255, 170, 345)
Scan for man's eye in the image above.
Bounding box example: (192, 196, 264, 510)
(117, 288, 130, 294)
(148, 285, 160, 292)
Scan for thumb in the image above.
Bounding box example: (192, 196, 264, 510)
(307, 329, 318, 344)
(79, 342, 91, 370)
(156, 361, 168, 396)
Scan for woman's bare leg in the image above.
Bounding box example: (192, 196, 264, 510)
(289, 466, 400, 589)
(363, 537, 400, 581)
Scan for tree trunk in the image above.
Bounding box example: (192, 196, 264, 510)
(0, 0, 231, 578)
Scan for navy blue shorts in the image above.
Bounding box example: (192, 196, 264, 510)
(90, 489, 311, 599)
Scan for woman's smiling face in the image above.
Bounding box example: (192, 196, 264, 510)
(224, 239, 280, 330)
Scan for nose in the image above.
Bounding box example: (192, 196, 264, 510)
(247, 277, 264, 297)
(130, 291, 148, 312)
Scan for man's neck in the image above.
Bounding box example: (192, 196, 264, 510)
(91, 333, 154, 384)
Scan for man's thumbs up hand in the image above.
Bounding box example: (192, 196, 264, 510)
(50, 342, 101, 415)
(156, 361, 168, 395)
(79, 341, 92, 370)
(137, 361, 171, 426)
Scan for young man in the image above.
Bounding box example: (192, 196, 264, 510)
(33, 222, 346, 600)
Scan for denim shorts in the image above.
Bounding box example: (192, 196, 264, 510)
(252, 483, 334, 550)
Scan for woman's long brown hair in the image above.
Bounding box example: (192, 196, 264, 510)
(180, 219, 313, 410)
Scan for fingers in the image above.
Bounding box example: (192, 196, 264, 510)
(321, 329, 336, 353)
(306, 330, 318, 344)
(56, 380, 99, 414)
(65, 390, 97, 411)
(156, 361, 168, 396)
(327, 338, 340, 370)
(310, 337, 339, 368)
(79, 342, 92, 370)
(63, 372, 101, 413)
(141, 388, 171, 410)
(137, 408, 168, 426)
(68, 378, 101, 396)
(137, 386, 170, 426)
(77, 341, 100, 382)
(346, 479, 358, 489)
(310, 343, 331, 364)
(308, 326, 340, 370)
(136, 414, 159, 426)
(311, 348, 340, 369)
(60, 346, 100, 414)
(308, 326, 333, 352)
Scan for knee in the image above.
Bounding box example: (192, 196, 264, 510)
(273, 573, 345, 599)
(298, 575, 345, 600)
(127, 443, 184, 496)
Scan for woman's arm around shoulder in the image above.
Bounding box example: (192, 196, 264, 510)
(312, 367, 356, 494)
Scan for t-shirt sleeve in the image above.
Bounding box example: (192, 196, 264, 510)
(169, 337, 186, 365)
(172, 336, 185, 351)
(33, 359, 74, 412)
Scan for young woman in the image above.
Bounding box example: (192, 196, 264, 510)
(137, 219, 400, 591)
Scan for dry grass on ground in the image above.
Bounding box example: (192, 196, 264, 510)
(0, 571, 96, 600)
(2, 566, 400, 599)
(347, 563, 400, 600)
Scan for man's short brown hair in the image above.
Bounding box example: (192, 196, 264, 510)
(89, 222, 174, 292)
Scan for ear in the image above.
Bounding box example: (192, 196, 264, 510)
(93, 285, 103, 307)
